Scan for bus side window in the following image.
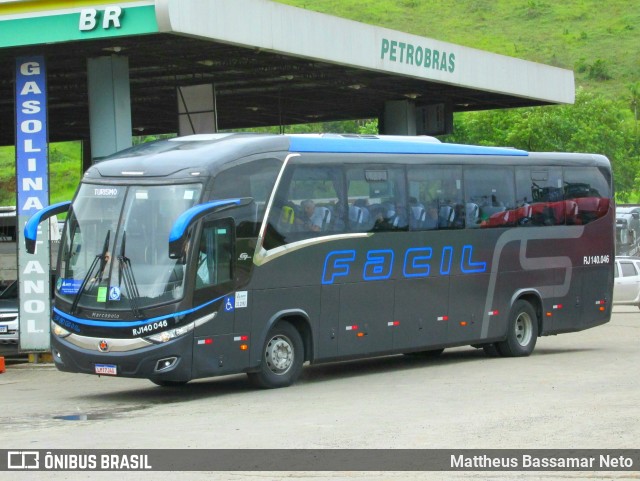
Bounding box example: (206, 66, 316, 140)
(195, 218, 234, 290)
(212, 157, 281, 237)
(515, 167, 565, 227)
(464, 166, 515, 228)
(347, 166, 407, 232)
(407, 165, 463, 230)
(563, 167, 611, 225)
(265, 165, 344, 245)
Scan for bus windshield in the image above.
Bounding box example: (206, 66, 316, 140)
(58, 183, 202, 312)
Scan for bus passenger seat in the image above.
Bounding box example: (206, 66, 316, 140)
(278, 204, 296, 232)
(465, 203, 480, 227)
(316, 206, 332, 231)
(410, 205, 426, 228)
(349, 205, 363, 224)
(439, 205, 455, 228)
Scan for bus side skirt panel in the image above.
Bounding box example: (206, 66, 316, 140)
(191, 333, 251, 378)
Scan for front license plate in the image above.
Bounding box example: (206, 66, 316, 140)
(0, 325, 7, 334)
(95, 364, 117, 376)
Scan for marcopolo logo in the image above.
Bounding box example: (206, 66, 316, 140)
(381, 37, 455, 73)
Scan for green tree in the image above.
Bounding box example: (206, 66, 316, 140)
(629, 82, 640, 154)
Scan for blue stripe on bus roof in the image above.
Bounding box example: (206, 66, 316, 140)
(287, 136, 528, 156)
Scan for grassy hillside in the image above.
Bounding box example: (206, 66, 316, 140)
(0, 142, 82, 206)
(275, 0, 640, 99)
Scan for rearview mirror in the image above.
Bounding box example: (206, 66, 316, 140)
(24, 201, 71, 254)
(168, 197, 253, 259)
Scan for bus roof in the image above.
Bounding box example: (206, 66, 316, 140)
(161, 133, 529, 156)
(285, 134, 528, 156)
(92, 134, 612, 180)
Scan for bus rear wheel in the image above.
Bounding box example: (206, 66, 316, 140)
(496, 300, 538, 357)
(248, 322, 303, 389)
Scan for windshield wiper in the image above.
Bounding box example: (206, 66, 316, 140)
(70, 230, 110, 315)
(117, 231, 143, 319)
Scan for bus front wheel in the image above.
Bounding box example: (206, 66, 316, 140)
(248, 322, 304, 389)
(496, 300, 538, 357)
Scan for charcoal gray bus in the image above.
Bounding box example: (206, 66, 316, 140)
(25, 134, 614, 388)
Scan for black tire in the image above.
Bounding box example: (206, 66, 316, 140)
(496, 300, 538, 357)
(482, 343, 501, 357)
(247, 322, 304, 389)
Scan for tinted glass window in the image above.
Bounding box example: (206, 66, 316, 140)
(192, 217, 235, 305)
(515, 168, 566, 226)
(194, 218, 234, 288)
(213, 157, 281, 237)
(347, 166, 407, 232)
(464, 166, 515, 228)
(264, 165, 344, 248)
(0, 281, 17, 300)
(58, 183, 202, 310)
(620, 262, 638, 277)
(563, 167, 611, 225)
(407, 165, 463, 230)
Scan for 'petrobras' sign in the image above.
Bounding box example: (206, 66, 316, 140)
(16, 55, 51, 351)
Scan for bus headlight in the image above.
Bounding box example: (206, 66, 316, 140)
(51, 321, 72, 338)
(145, 322, 195, 344)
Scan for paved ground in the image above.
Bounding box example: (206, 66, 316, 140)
(1, 306, 639, 480)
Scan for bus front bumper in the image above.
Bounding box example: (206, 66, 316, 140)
(51, 332, 193, 383)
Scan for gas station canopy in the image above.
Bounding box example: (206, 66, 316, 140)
(0, 0, 575, 145)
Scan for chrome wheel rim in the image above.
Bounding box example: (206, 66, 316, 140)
(514, 311, 533, 347)
(265, 334, 294, 375)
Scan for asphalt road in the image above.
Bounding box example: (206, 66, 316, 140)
(1, 306, 638, 481)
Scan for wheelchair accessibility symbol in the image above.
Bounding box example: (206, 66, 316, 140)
(224, 296, 235, 312)
(109, 286, 121, 301)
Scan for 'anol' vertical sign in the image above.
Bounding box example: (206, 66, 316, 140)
(15, 56, 51, 351)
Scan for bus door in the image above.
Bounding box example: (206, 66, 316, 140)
(190, 217, 250, 376)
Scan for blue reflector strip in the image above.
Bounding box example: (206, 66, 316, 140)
(53, 295, 224, 328)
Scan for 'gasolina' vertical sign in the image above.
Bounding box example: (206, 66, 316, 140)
(15, 55, 51, 351)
